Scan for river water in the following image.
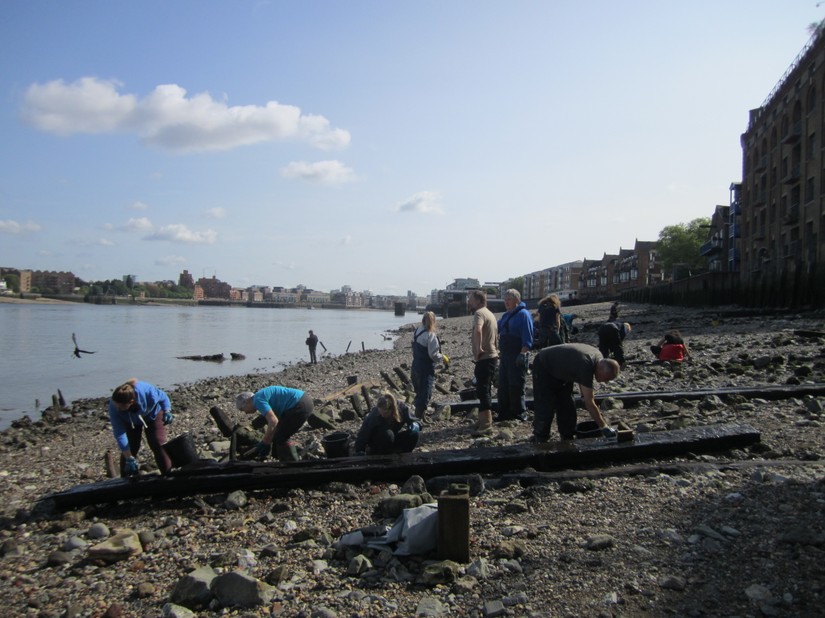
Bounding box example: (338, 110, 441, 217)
(0, 303, 414, 430)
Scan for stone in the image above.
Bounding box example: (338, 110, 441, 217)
(170, 566, 217, 609)
(415, 596, 446, 617)
(224, 490, 248, 509)
(379, 494, 422, 518)
(658, 575, 686, 591)
(422, 560, 460, 585)
(584, 535, 615, 550)
(87, 529, 143, 563)
(161, 603, 197, 618)
(210, 571, 275, 608)
(87, 522, 110, 539)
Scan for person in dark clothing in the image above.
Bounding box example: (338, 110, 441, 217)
(354, 392, 421, 455)
(597, 321, 632, 367)
(530, 344, 621, 443)
(609, 302, 620, 321)
(535, 293, 563, 349)
(306, 330, 319, 364)
(496, 289, 534, 422)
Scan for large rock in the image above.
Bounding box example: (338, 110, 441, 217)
(211, 571, 275, 608)
(87, 529, 142, 563)
(169, 566, 217, 609)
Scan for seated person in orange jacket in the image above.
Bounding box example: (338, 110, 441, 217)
(651, 330, 689, 362)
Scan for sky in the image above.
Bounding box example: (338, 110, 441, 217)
(0, 1, 822, 296)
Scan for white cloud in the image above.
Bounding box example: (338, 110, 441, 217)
(146, 224, 217, 244)
(122, 217, 155, 232)
(22, 77, 351, 153)
(203, 207, 226, 219)
(155, 255, 188, 266)
(0, 219, 42, 235)
(341, 234, 352, 245)
(131, 200, 149, 211)
(396, 191, 444, 214)
(281, 160, 355, 185)
(98, 238, 114, 246)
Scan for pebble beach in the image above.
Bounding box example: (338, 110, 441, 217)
(1, 300, 824, 617)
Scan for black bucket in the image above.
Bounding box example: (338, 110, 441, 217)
(322, 431, 351, 458)
(458, 387, 477, 401)
(575, 421, 602, 439)
(163, 432, 199, 468)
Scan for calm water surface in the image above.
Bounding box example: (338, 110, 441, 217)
(0, 303, 414, 429)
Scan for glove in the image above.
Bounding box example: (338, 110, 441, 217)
(408, 421, 421, 434)
(254, 441, 272, 458)
(162, 411, 175, 425)
(124, 456, 139, 476)
(601, 426, 617, 439)
(515, 352, 529, 370)
(442, 354, 450, 365)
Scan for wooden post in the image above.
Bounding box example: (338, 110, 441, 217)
(361, 385, 373, 411)
(393, 367, 412, 386)
(349, 394, 364, 419)
(346, 341, 352, 353)
(57, 389, 67, 408)
(51, 394, 59, 409)
(380, 370, 400, 391)
(104, 450, 119, 478)
(209, 406, 236, 438)
(438, 483, 470, 563)
(361, 341, 365, 352)
(320, 341, 328, 352)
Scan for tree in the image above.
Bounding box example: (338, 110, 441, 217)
(656, 217, 711, 276)
(507, 276, 525, 297)
(4, 274, 19, 293)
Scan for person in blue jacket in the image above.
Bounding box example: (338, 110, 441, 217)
(108, 378, 175, 477)
(354, 392, 421, 455)
(496, 288, 534, 422)
(235, 385, 313, 461)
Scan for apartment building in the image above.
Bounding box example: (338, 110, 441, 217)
(739, 24, 825, 289)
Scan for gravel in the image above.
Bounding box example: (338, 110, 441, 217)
(0, 301, 824, 617)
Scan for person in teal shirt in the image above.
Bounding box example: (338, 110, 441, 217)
(235, 385, 313, 461)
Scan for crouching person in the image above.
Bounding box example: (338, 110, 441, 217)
(235, 386, 313, 462)
(354, 392, 421, 456)
(108, 378, 174, 477)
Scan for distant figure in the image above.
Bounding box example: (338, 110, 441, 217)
(651, 330, 690, 362)
(306, 330, 319, 364)
(609, 302, 620, 321)
(235, 385, 313, 461)
(496, 289, 534, 422)
(411, 311, 447, 421)
(530, 344, 621, 443)
(535, 293, 563, 350)
(597, 321, 632, 367)
(467, 290, 499, 433)
(354, 392, 421, 455)
(72, 332, 96, 358)
(561, 313, 579, 341)
(108, 379, 174, 477)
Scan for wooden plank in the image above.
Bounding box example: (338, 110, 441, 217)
(43, 422, 759, 509)
(447, 382, 825, 414)
(321, 380, 380, 402)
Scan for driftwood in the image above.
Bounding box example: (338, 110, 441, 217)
(361, 385, 374, 410)
(447, 382, 825, 414)
(176, 353, 225, 362)
(380, 370, 400, 391)
(44, 422, 759, 509)
(393, 367, 412, 386)
(321, 380, 380, 402)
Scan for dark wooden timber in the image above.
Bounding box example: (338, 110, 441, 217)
(44, 422, 759, 509)
(447, 382, 825, 413)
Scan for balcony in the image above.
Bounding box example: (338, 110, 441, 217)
(730, 199, 742, 216)
(729, 223, 741, 239)
(700, 238, 724, 256)
(728, 247, 740, 263)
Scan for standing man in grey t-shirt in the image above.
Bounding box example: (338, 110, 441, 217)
(530, 343, 620, 443)
(468, 290, 499, 433)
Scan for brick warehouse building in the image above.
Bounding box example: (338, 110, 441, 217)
(739, 23, 825, 305)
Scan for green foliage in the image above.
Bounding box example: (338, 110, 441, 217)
(656, 217, 711, 274)
(4, 274, 20, 293)
(507, 276, 525, 297)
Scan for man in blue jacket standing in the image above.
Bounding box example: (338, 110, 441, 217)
(496, 288, 533, 422)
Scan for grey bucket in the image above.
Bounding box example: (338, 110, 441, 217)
(322, 431, 351, 458)
(163, 432, 199, 468)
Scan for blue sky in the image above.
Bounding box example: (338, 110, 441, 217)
(0, 1, 820, 296)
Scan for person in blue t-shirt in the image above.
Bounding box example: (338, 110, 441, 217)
(108, 378, 174, 477)
(235, 385, 313, 461)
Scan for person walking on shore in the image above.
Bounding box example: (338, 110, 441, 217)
(354, 392, 421, 455)
(410, 311, 447, 421)
(468, 290, 499, 433)
(535, 293, 563, 350)
(108, 379, 174, 477)
(306, 330, 319, 364)
(530, 343, 620, 443)
(235, 385, 313, 461)
(496, 289, 533, 422)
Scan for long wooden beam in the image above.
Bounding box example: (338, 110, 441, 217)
(446, 382, 825, 414)
(44, 422, 759, 509)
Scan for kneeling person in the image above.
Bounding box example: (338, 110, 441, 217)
(236, 386, 313, 461)
(531, 343, 620, 443)
(354, 392, 420, 455)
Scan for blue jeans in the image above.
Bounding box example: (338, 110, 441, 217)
(497, 354, 527, 419)
(411, 365, 434, 415)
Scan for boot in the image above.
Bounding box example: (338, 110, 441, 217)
(275, 442, 300, 462)
(474, 409, 493, 435)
